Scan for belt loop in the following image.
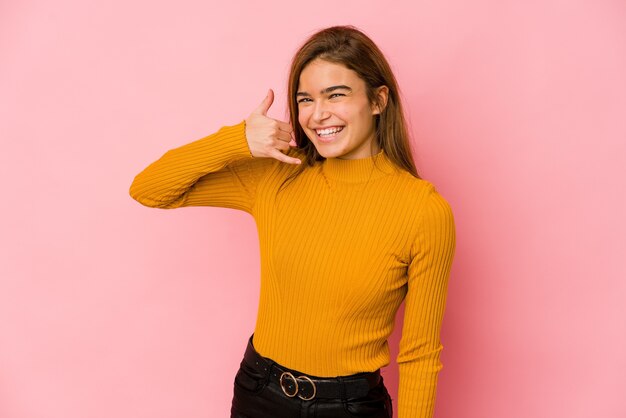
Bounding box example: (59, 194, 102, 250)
(249, 333, 272, 385)
(263, 355, 276, 387)
(337, 376, 347, 400)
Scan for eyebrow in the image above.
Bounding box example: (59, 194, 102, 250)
(296, 85, 352, 97)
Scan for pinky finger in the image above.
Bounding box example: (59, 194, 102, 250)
(271, 149, 301, 165)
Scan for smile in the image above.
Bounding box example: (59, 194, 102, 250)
(315, 126, 344, 137)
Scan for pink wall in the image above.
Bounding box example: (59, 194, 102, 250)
(1, 1, 625, 417)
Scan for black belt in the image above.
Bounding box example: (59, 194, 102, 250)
(243, 334, 381, 401)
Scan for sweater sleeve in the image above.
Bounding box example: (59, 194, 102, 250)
(129, 120, 275, 214)
(397, 187, 456, 418)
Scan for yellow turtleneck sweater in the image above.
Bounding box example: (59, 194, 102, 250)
(129, 121, 456, 418)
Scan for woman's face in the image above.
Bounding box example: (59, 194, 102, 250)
(297, 58, 385, 160)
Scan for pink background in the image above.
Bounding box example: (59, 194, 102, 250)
(1, 1, 625, 417)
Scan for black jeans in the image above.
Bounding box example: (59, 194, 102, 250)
(230, 335, 393, 418)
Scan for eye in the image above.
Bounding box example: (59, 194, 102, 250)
(297, 98, 312, 104)
(329, 93, 344, 99)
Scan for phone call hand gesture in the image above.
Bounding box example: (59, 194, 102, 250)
(245, 89, 301, 165)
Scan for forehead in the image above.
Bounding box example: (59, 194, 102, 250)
(298, 59, 364, 90)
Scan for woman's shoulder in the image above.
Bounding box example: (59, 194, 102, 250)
(392, 172, 454, 212)
(393, 169, 437, 194)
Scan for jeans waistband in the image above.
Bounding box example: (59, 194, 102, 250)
(242, 334, 381, 400)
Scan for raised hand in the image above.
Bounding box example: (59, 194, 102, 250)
(245, 89, 301, 164)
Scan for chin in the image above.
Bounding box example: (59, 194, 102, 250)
(307, 135, 347, 159)
(314, 148, 331, 158)
(313, 145, 339, 159)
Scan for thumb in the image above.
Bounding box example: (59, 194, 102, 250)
(253, 88, 274, 116)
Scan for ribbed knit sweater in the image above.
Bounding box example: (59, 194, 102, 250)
(129, 120, 456, 418)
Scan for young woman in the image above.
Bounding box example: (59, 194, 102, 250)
(130, 26, 456, 418)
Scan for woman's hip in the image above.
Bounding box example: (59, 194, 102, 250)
(230, 334, 392, 418)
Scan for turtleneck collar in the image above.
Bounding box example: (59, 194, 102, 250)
(321, 149, 399, 184)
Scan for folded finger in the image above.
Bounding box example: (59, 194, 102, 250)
(276, 131, 292, 143)
(276, 121, 293, 133)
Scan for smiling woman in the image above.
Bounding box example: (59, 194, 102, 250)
(129, 25, 456, 418)
(296, 59, 386, 159)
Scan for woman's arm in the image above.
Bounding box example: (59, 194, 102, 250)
(129, 90, 299, 214)
(397, 187, 457, 418)
(128, 120, 274, 214)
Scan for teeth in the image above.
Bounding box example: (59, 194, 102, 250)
(316, 127, 343, 136)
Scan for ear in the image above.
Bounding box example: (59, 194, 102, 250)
(371, 85, 389, 115)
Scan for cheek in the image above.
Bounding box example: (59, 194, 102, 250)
(330, 104, 351, 123)
(354, 106, 376, 130)
(297, 108, 310, 128)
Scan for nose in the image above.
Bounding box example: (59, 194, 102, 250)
(312, 100, 330, 123)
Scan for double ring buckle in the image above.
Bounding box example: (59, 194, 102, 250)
(296, 375, 316, 400)
(279, 371, 317, 400)
(279, 372, 298, 397)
